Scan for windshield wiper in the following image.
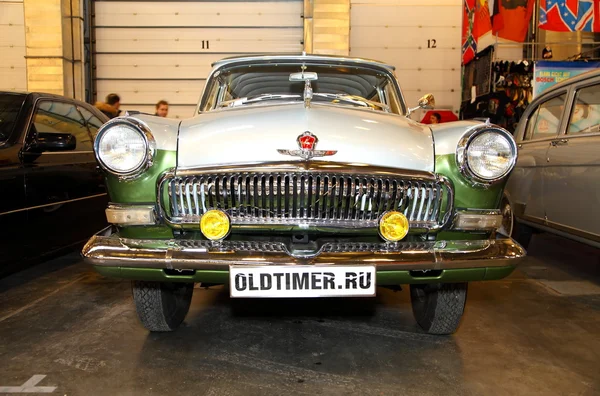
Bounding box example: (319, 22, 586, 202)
(218, 94, 301, 108)
(312, 93, 390, 111)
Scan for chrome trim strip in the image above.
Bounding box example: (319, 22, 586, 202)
(174, 161, 438, 179)
(211, 54, 396, 71)
(105, 204, 158, 226)
(82, 226, 525, 271)
(38, 151, 95, 155)
(0, 193, 108, 217)
(451, 209, 502, 231)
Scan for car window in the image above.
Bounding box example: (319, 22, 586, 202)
(383, 82, 402, 115)
(201, 63, 403, 114)
(567, 84, 600, 135)
(32, 101, 93, 151)
(0, 93, 26, 144)
(524, 94, 566, 141)
(78, 106, 105, 140)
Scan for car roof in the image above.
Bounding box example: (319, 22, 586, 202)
(542, 68, 600, 95)
(211, 53, 396, 71)
(0, 90, 92, 104)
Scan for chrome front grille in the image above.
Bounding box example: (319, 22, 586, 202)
(175, 239, 432, 258)
(161, 171, 452, 230)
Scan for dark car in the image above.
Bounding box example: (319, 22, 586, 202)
(0, 91, 109, 276)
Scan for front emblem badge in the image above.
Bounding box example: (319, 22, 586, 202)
(277, 131, 337, 160)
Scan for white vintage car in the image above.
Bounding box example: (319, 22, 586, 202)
(83, 54, 525, 335)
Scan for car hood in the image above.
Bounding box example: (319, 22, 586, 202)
(177, 104, 434, 172)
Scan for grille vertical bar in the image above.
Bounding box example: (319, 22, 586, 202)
(166, 172, 449, 228)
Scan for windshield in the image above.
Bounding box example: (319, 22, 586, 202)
(0, 93, 26, 145)
(200, 63, 405, 115)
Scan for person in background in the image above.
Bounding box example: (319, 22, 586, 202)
(95, 93, 121, 119)
(542, 45, 553, 59)
(430, 112, 441, 124)
(155, 100, 169, 117)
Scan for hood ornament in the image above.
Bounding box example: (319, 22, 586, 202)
(277, 131, 337, 160)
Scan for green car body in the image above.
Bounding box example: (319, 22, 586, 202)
(83, 55, 525, 334)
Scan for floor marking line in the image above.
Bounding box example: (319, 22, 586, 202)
(0, 274, 87, 323)
(0, 375, 56, 393)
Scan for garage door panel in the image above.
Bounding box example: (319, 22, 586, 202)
(97, 82, 205, 105)
(351, 5, 460, 26)
(0, 1, 26, 92)
(351, 0, 459, 5)
(97, 80, 205, 97)
(97, 65, 210, 80)
(0, 68, 27, 91)
(95, 27, 302, 53)
(402, 91, 457, 110)
(2, 47, 26, 64)
(119, 105, 197, 120)
(96, 27, 303, 41)
(350, 0, 461, 112)
(95, 54, 222, 79)
(351, 26, 460, 48)
(0, 3, 24, 25)
(351, 48, 460, 70)
(96, 36, 302, 53)
(397, 70, 460, 91)
(94, 0, 302, 113)
(95, 2, 303, 27)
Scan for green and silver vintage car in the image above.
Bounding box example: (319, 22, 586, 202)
(83, 54, 525, 335)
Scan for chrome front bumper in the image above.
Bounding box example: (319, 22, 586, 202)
(82, 226, 526, 271)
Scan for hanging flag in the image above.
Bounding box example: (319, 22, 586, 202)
(462, 0, 477, 64)
(492, 0, 535, 42)
(474, 0, 493, 40)
(540, 0, 600, 32)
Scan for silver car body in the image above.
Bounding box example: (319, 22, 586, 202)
(506, 69, 600, 248)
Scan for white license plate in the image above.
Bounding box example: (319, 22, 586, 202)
(229, 265, 376, 298)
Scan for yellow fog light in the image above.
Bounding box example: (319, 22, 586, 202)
(379, 211, 409, 242)
(200, 210, 230, 241)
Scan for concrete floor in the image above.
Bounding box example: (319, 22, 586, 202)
(0, 234, 599, 396)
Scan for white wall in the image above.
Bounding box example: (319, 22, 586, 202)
(94, 1, 304, 119)
(0, 0, 27, 92)
(349, 0, 462, 117)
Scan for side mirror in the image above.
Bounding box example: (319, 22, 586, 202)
(32, 132, 76, 152)
(407, 93, 436, 116)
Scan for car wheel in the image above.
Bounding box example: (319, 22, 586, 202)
(131, 281, 193, 332)
(410, 283, 468, 335)
(512, 220, 533, 249)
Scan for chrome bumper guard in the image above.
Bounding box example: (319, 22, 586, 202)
(83, 226, 525, 271)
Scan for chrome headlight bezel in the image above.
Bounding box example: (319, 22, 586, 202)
(456, 124, 517, 185)
(94, 117, 156, 180)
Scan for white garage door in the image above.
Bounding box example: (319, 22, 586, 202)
(94, 0, 304, 119)
(0, 0, 27, 92)
(350, 0, 462, 117)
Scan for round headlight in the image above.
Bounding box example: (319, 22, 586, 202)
(457, 127, 517, 184)
(95, 119, 153, 177)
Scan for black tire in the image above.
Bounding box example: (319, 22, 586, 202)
(512, 220, 533, 249)
(131, 281, 194, 332)
(410, 282, 468, 335)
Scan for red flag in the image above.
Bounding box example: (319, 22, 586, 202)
(462, 0, 477, 64)
(540, 0, 600, 32)
(474, 0, 493, 39)
(492, 0, 535, 42)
